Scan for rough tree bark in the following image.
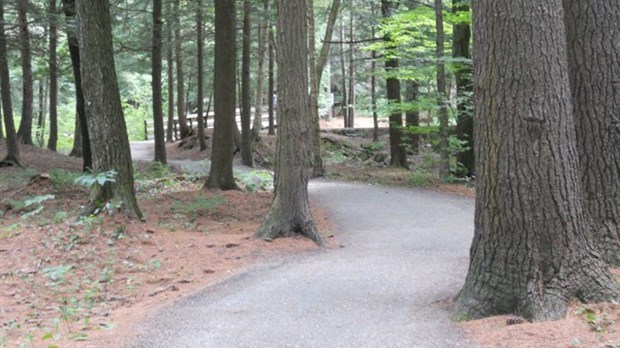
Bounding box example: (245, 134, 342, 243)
(195, 0, 207, 151)
(0, 97, 4, 139)
(17, 0, 34, 146)
(62, 0, 91, 171)
(452, 0, 473, 177)
(255, 0, 322, 245)
(435, 0, 449, 177)
(206, 0, 237, 190)
(563, 0, 620, 266)
(381, 0, 407, 168)
(339, 15, 348, 128)
(240, 0, 254, 166)
(174, 0, 190, 138)
(47, 0, 58, 151)
(346, 1, 355, 128)
(152, 0, 167, 163)
(77, 0, 143, 219)
(0, 0, 20, 166)
(165, 0, 174, 142)
(453, 0, 619, 322)
(36, 80, 47, 147)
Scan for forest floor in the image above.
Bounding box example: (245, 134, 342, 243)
(0, 116, 618, 347)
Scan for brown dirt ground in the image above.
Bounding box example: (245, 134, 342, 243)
(2, 121, 619, 347)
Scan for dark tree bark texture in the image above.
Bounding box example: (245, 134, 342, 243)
(77, 0, 142, 219)
(152, 0, 167, 163)
(454, 0, 619, 322)
(267, 23, 275, 136)
(0, 0, 20, 166)
(195, 0, 207, 151)
(255, 0, 322, 245)
(452, 0, 473, 177)
(47, 0, 58, 151)
(563, 0, 620, 266)
(381, 0, 407, 168)
(174, 0, 190, 139)
(62, 0, 91, 171)
(206, 0, 237, 190)
(165, 0, 174, 143)
(240, 0, 253, 166)
(17, 0, 34, 146)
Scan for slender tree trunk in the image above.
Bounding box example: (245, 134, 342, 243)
(174, 0, 190, 138)
(454, 0, 619, 322)
(69, 114, 82, 157)
(435, 0, 449, 176)
(0, 97, 4, 139)
(267, 22, 275, 136)
(165, 0, 174, 142)
(152, 0, 167, 163)
(371, 50, 378, 142)
(563, 0, 620, 266)
(381, 0, 407, 168)
(62, 0, 91, 171)
(346, 1, 355, 128)
(452, 0, 473, 177)
(36, 79, 47, 147)
(17, 0, 34, 146)
(405, 80, 419, 153)
(195, 0, 207, 151)
(47, 0, 58, 151)
(252, 0, 268, 140)
(77, 0, 143, 219)
(307, 0, 323, 176)
(240, 0, 254, 166)
(339, 15, 348, 127)
(0, 0, 20, 166)
(255, 0, 322, 245)
(206, 0, 237, 190)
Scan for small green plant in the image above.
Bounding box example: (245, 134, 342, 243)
(42, 264, 74, 284)
(75, 170, 117, 188)
(360, 141, 386, 152)
(20, 194, 55, 219)
(49, 169, 81, 189)
(574, 305, 615, 333)
(235, 170, 274, 192)
(410, 171, 434, 186)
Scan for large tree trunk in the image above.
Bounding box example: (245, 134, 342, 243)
(255, 0, 322, 245)
(195, 0, 207, 151)
(381, 0, 407, 168)
(165, 0, 174, 142)
(452, 0, 473, 177)
(370, 3, 378, 142)
(62, 0, 91, 171)
(17, 0, 34, 146)
(152, 0, 167, 163)
(240, 0, 254, 166)
(206, 0, 237, 190)
(77, 0, 142, 219)
(251, 0, 268, 140)
(563, 0, 620, 266)
(0, 0, 20, 166)
(174, 0, 190, 138)
(435, 0, 449, 177)
(47, 0, 58, 151)
(453, 0, 619, 322)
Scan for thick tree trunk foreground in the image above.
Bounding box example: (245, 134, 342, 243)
(563, 0, 620, 266)
(255, 0, 322, 245)
(453, 0, 619, 322)
(77, 0, 143, 220)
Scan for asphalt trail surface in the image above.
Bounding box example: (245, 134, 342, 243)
(126, 141, 477, 348)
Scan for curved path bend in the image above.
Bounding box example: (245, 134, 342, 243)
(128, 142, 477, 347)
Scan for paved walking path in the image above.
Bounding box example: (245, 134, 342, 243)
(127, 142, 477, 347)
